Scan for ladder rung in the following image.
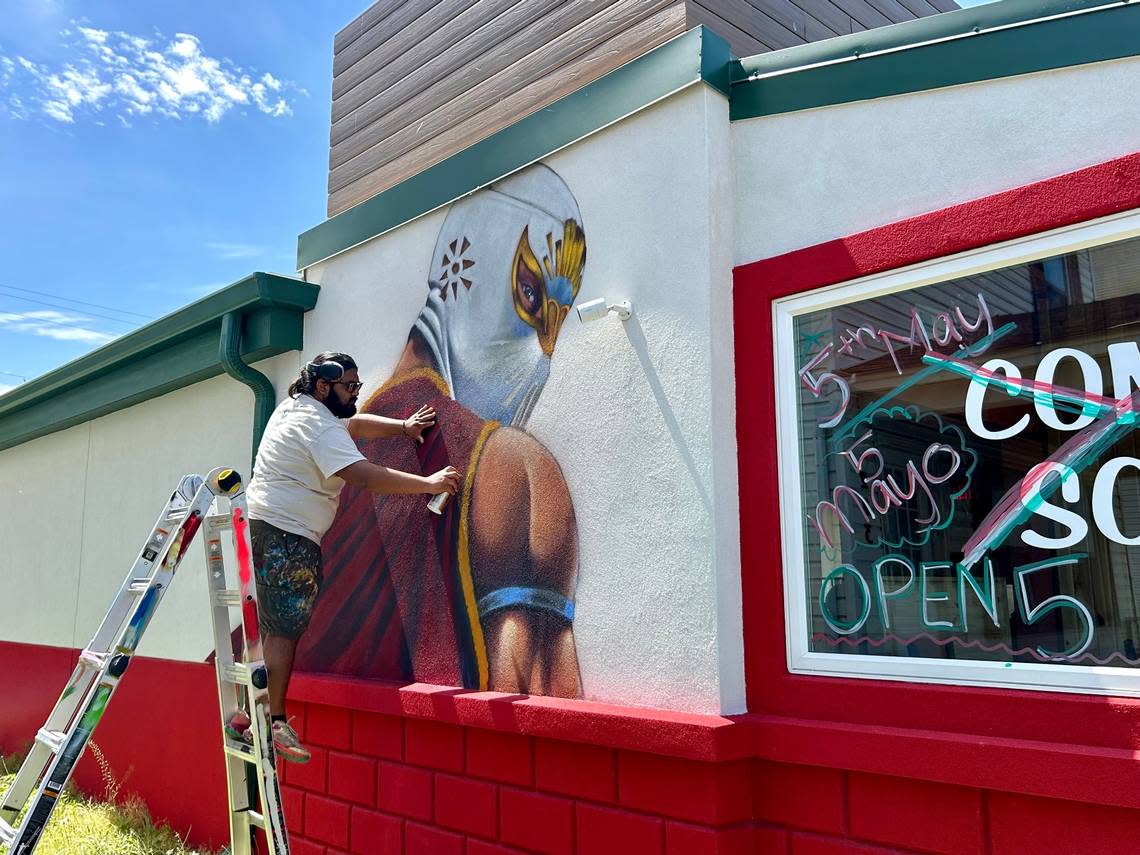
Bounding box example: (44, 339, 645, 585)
(223, 742, 258, 763)
(213, 589, 242, 607)
(79, 648, 108, 670)
(0, 817, 15, 845)
(127, 579, 152, 594)
(222, 664, 251, 685)
(207, 512, 233, 529)
(36, 727, 67, 753)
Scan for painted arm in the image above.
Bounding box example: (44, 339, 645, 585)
(347, 404, 436, 442)
(470, 427, 581, 698)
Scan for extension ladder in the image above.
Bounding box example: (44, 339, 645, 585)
(0, 468, 289, 855)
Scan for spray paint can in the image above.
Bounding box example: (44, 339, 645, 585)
(427, 492, 451, 515)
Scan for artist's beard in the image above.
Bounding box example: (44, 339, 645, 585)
(325, 396, 358, 419)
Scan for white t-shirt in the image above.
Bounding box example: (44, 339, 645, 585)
(247, 394, 366, 544)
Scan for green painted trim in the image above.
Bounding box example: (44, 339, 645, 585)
(0, 272, 319, 453)
(219, 311, 278, 471)
(700, 27, 733, 98)
(730, 0, 1140, 120)
(297, 26, 733, 270)
(735, 0, 1122, 78)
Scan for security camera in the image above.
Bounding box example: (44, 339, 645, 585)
(576, 297, 632, 323)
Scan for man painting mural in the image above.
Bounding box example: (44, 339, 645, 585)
(296, 164, 585, 697)
(242, 353, 461, 762)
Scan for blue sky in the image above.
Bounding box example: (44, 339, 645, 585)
(0, 1, 361, 391)
(0, 0, 995, 393)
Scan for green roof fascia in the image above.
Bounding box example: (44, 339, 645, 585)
(298, 26, 733, 270)
(0, 272, 318, 453)
(730, 0, 1140, 120)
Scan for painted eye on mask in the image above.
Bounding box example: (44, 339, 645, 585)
(512, 226, 546, 322)
(511, 219, 587, 356)
(519, 282, 539, 312)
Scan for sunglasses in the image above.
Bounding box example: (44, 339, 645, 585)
(333, 380, 364, 393)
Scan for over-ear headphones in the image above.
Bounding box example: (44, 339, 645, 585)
(306, 361, 344, 382)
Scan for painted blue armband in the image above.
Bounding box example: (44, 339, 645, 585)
(477, 587, 575, 622)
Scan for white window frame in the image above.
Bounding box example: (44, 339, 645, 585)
(775, 208, 1140, 696)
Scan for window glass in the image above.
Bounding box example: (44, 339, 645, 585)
(793, 235, 1140, 668)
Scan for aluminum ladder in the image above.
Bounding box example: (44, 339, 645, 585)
(0, 468, 289, 855)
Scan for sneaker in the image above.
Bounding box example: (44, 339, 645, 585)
(271, 719, 311, 763)
(224, 710, 253, 744)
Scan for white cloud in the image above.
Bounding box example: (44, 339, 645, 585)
(0, 24, 300, 125)
(7, 93, 28, 120)
(170, 34, 197, 59)
(0, 383, 16, 396)
(77, 26, 108, 46)
(0, 310, 117, 343)
(1, 58, 28, 119)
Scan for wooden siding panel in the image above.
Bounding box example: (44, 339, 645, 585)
(364, 0, 409, 30)
(863, 0, 927, 23)
(750, 0, 842, 40)
(327, 4, 687, 215)
(334, 0, 481, 82)
(325, 0, 955, 215)
(890, 0, 945, 17)
(687, 3, 774, 54)
(333, 0, 506, 102)
(335, 0, 410, 59)
(333, 12, 368, 54)
(329, 0, 662, 182)
(701, 0, 807, 49)
(330, 0, 593, 152)
(796, 0, 857, 35)
(331, 0, 545, 129)
(333, 0, 482, 97)
(802, 16, 843, 40)
(825, 0, 894, 29)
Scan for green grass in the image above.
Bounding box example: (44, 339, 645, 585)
(1, 746, 222, 855)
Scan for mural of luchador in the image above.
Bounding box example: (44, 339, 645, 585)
(295, 164, 585, 697)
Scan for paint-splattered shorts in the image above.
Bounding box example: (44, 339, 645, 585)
(249, 519, 323, 641)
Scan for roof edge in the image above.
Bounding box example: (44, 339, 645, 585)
(734, 0, 1125, 79)
(0, 272, 317, 421)
(729, 0, 1140, 120)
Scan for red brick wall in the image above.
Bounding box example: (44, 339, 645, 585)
(7, 646, 1140, 853)
(279, 698, 755, 855)
(279, 696, 1140, 855)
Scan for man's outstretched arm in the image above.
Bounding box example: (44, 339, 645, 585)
(347, 404, 436, 442)
(337, 459, 460, 496)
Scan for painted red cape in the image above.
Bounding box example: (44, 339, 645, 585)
(294, 370, 495, 688)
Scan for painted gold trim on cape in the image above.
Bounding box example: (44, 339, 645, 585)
(459, 419, 499, 690)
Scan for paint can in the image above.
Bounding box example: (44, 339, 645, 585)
(427, 492, 450, 515)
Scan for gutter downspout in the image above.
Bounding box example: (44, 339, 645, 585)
(219, 311, 276, 472)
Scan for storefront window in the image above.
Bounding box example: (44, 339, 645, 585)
(777, 221, 1140, 690)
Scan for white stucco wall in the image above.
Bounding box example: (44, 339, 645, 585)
(733, 55, 1140, 264)
(303, 83, 746, 715)
(0, 425, 92, 648)
(0, 372, 265, 661)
